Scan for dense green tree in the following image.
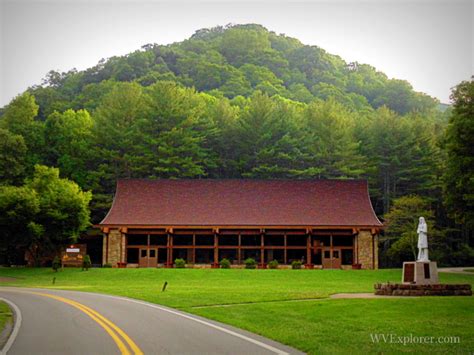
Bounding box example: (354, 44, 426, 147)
(25, 165, 91, 265)
(299, 99, 366, 178)
(382, 195, 437, 266)
(45, 109, 95, 189)
(0, 93, 45, 170)
(0, 129, 27, 185)
(443, 80, 474, 233)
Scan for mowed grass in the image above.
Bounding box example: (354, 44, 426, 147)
(0, 301, 12, 335)
(0, 267, 473, 354)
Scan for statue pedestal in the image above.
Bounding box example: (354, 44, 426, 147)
(402, 261, 439, 285)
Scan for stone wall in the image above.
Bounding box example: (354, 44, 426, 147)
(375, 283, 472, 296)
(104, 229, 122, 267)
(357, 230, 377, 269)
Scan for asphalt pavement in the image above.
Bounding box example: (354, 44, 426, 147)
(0, 287, 303, 355)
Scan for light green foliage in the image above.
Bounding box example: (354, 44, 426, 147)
(0, 166, 91, 265)
(0, 93, 44, 169)
(0, 129, 27, 185)
(45, 109, 94, 188)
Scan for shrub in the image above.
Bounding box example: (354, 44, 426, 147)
(268, 260, 279, 269)
(82, 255, 91, 271)
(244, 258, 257, 269)
(291, 260, 302, 269)
(220, 258, 231, 269)
(174, 258, 186, 268)
(103, 263, 112, 268)
(52, 256, 61, 272)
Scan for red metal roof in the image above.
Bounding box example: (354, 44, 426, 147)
(99, 179, 382, 227)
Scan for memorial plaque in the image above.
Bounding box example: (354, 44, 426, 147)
(424, 263, 431, 279)
(404, 263, 414, 283)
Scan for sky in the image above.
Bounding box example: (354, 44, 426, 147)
(0, 0, 472, 106)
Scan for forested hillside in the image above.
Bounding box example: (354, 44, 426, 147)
(0, 24, 472, 266)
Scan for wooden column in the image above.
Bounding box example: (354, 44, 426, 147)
(306, 232, 313, 268)
(213, 232, 219, 268)
(192, 234, 196, 264)
(238, 233, 241, 264)
(147, 234, 150, 267)
(260, 231, 265, 268)
(166, 233, 173, 268)
(283, 233, 287, 265)
(330, 234, 333, 269)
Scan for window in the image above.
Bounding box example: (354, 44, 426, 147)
(149, 249, 156, 258)
(324, 251, 330, 259)
(141, 249, 147, 258)
(341, 249, 353, 265)
(127, 248, 139, 263)
(333, 250, 340, 259)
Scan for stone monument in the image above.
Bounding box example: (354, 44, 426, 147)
(374, 216, 471, 296)
(402, 217, 438, 284)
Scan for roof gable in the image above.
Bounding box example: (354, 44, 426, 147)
(99, 179, 382, 227)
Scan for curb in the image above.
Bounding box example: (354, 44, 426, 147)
(0, 298, 21, 355)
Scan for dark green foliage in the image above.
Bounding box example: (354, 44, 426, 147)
(174, 258, 186, 268)
(219, 258, 231, 269)
(443, 80, 474, 231)
(82, 255, 91, 271)
(382, 195, 440, 266)
(268, 260, 279, 269)
(102, 263, 112, 268)
(52, 256, 61, 271)
(291, 260, 302, 269)
(244, 258, 257, 269)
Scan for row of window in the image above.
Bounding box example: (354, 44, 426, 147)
(126, 235, 353, 247)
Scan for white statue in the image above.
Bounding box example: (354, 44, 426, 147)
(417, 217, 429, 261)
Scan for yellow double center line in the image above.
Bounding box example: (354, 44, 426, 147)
(30, 291, 143, 355)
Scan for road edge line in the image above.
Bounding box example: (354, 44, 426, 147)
(0, 297, 22, 355)
(97, 293, 290, 355)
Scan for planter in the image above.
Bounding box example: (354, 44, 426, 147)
(352, 263, 362, 270)
(117, 262, 127, 268)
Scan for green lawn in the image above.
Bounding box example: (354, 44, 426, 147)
(0, 301, 12, 337)
(0, 267, 472, 354)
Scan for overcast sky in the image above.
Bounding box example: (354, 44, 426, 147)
(0, 0, 472, 106)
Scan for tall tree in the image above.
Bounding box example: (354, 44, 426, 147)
(0, 129, 27, 185)
(0, 93, 44, 170)
(443, 80, 474, 238)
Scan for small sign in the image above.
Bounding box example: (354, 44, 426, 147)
(66, 248, 80, 253)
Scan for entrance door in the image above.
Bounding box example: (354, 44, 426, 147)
(322, 248, 341, 269)
(139, 248, 158, 268)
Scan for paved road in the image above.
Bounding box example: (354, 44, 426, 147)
(0, 287, 303, 355)
(439, 267, 474, 275)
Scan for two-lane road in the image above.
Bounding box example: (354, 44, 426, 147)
(0, 287, 303, 355)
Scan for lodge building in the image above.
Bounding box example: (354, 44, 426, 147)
(98, 179, 382, 269)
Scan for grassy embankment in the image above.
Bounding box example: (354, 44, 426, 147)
(0, 267, 472, 354)
(0, 301, 12, 341)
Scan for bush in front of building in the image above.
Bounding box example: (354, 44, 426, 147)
(244, 258, 257, 269)
(174, 258, 186, 268)
(82, 255, 91, 271)
(291, 260, 302, 269)
(268, 260, 279, 269)
(103, 263, 112, 268)
(52, 256, 61, 272)
(220, 258, 231, 268)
